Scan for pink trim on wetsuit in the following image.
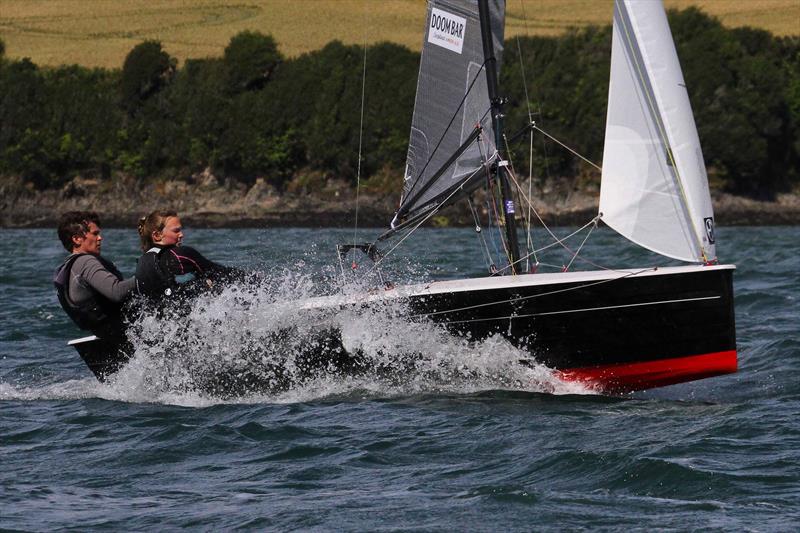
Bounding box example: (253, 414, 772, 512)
(170, 249, 204, 274)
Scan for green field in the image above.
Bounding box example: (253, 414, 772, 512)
(1, 0, 798, 68)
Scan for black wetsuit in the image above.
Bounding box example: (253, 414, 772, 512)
(135, 244, 239, 302)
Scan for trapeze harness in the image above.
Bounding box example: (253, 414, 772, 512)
(53, 253, 125, 333)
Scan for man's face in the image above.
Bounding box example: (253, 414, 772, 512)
(72, 222, 102, 255)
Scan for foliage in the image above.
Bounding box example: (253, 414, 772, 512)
(667, 8, 798, 198)
(0, 60, 120, 187)
(0, 15, 798, 199)
(120, 41, 176, 115)
(223, 31, 282, 94)
(501, 8, 800, 199)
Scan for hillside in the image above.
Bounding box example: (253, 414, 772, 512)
(0, 0, 798, 68)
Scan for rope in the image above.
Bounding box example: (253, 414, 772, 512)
(494, 216, 597, 275)
(467, 195, 493, 271)
(502, 132, 538, 271)
(486, 190, 502, 266)
(532, 124, 602, 172)
(515, 0, 534, 124)
(352, 5, 368, 252)
(368, 154, 494, 275)
(502, 167, 618, 274)
(511, 3, 549, 273)
(513, 0, 539, 272)
(482, 145, 511, 266)
(525, 126, 536, 271)
(536, 102, 553, 204)
(564, 217, 598, 271)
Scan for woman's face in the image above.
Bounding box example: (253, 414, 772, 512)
(154, 216, 183, 246)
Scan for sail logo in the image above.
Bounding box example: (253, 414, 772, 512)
(704, 217, 715, 244)
(428, 8, 466, 54)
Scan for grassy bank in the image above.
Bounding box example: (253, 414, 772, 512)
(1, 0, 798, 68)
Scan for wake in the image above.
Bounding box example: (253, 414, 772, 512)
(3, 271, 592, 405)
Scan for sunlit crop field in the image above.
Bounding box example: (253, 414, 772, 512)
(1, 0, 797, 68)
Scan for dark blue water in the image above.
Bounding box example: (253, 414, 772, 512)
(2, 226, 798, 530)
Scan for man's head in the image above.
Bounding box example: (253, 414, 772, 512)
(57, 211, 103, 254)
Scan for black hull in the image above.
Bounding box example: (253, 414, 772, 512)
(68, 335, 132, 382)
(68, 265, 736, 393)
(401, 265, 737, 391)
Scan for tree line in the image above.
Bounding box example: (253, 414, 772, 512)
(0, 8, 798, 199)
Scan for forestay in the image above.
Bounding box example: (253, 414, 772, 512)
(599, 0, 716, 263)
(393, 0, 505, 226)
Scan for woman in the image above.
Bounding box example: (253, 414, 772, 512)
(136, 210, 239, 302)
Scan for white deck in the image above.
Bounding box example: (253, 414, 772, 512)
(302, 264, 736, 310)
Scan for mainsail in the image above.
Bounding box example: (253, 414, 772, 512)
(393, 0, 505, 227)
(600, 0, 716, 263)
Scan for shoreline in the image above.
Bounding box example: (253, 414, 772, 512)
(2, 175, 798, 229)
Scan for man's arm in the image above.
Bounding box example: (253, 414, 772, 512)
(78, 256, 136, 302)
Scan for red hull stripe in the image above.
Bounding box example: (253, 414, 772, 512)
(556, 350, 738, 393)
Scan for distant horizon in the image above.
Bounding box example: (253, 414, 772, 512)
(1, 0, 798, 69)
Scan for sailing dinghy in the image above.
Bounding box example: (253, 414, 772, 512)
(69, 0, 736, 394)
(352, 0, 736, 392)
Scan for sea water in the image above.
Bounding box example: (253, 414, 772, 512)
(1, 226, 798, 530)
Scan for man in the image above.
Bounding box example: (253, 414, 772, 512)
(54, 211, 136, 339)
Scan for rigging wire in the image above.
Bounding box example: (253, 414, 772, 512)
(376, 2, 609, 277)
(526, 123, 536, 271)
(564, 217, 598, 271)
(502, 132, 539, 272)
(536, 102, 552, 181)
(514, 0, 537, 272)
(501, 164, 622, 274)
(352, 4, 369, 252)
(386, 102, 492, 237)
(368, 152, 496, 274)
(532, 124, 602, 171)
(494, 216, 604, 275)
(514, 3, 534, 124)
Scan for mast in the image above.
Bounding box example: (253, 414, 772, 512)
(477, 0, 521, 274)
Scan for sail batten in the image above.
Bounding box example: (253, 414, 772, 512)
(600, 0, 716, 263)
(395, 0, 505, 224)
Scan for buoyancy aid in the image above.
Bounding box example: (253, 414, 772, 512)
(53, 253, 125, 332)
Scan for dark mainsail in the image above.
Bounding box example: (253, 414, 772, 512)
(393, 0, 505, 227)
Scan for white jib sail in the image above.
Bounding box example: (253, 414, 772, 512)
(599, 0, 716, 263)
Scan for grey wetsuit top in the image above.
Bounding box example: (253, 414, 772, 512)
(67, 254, 135, 307)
